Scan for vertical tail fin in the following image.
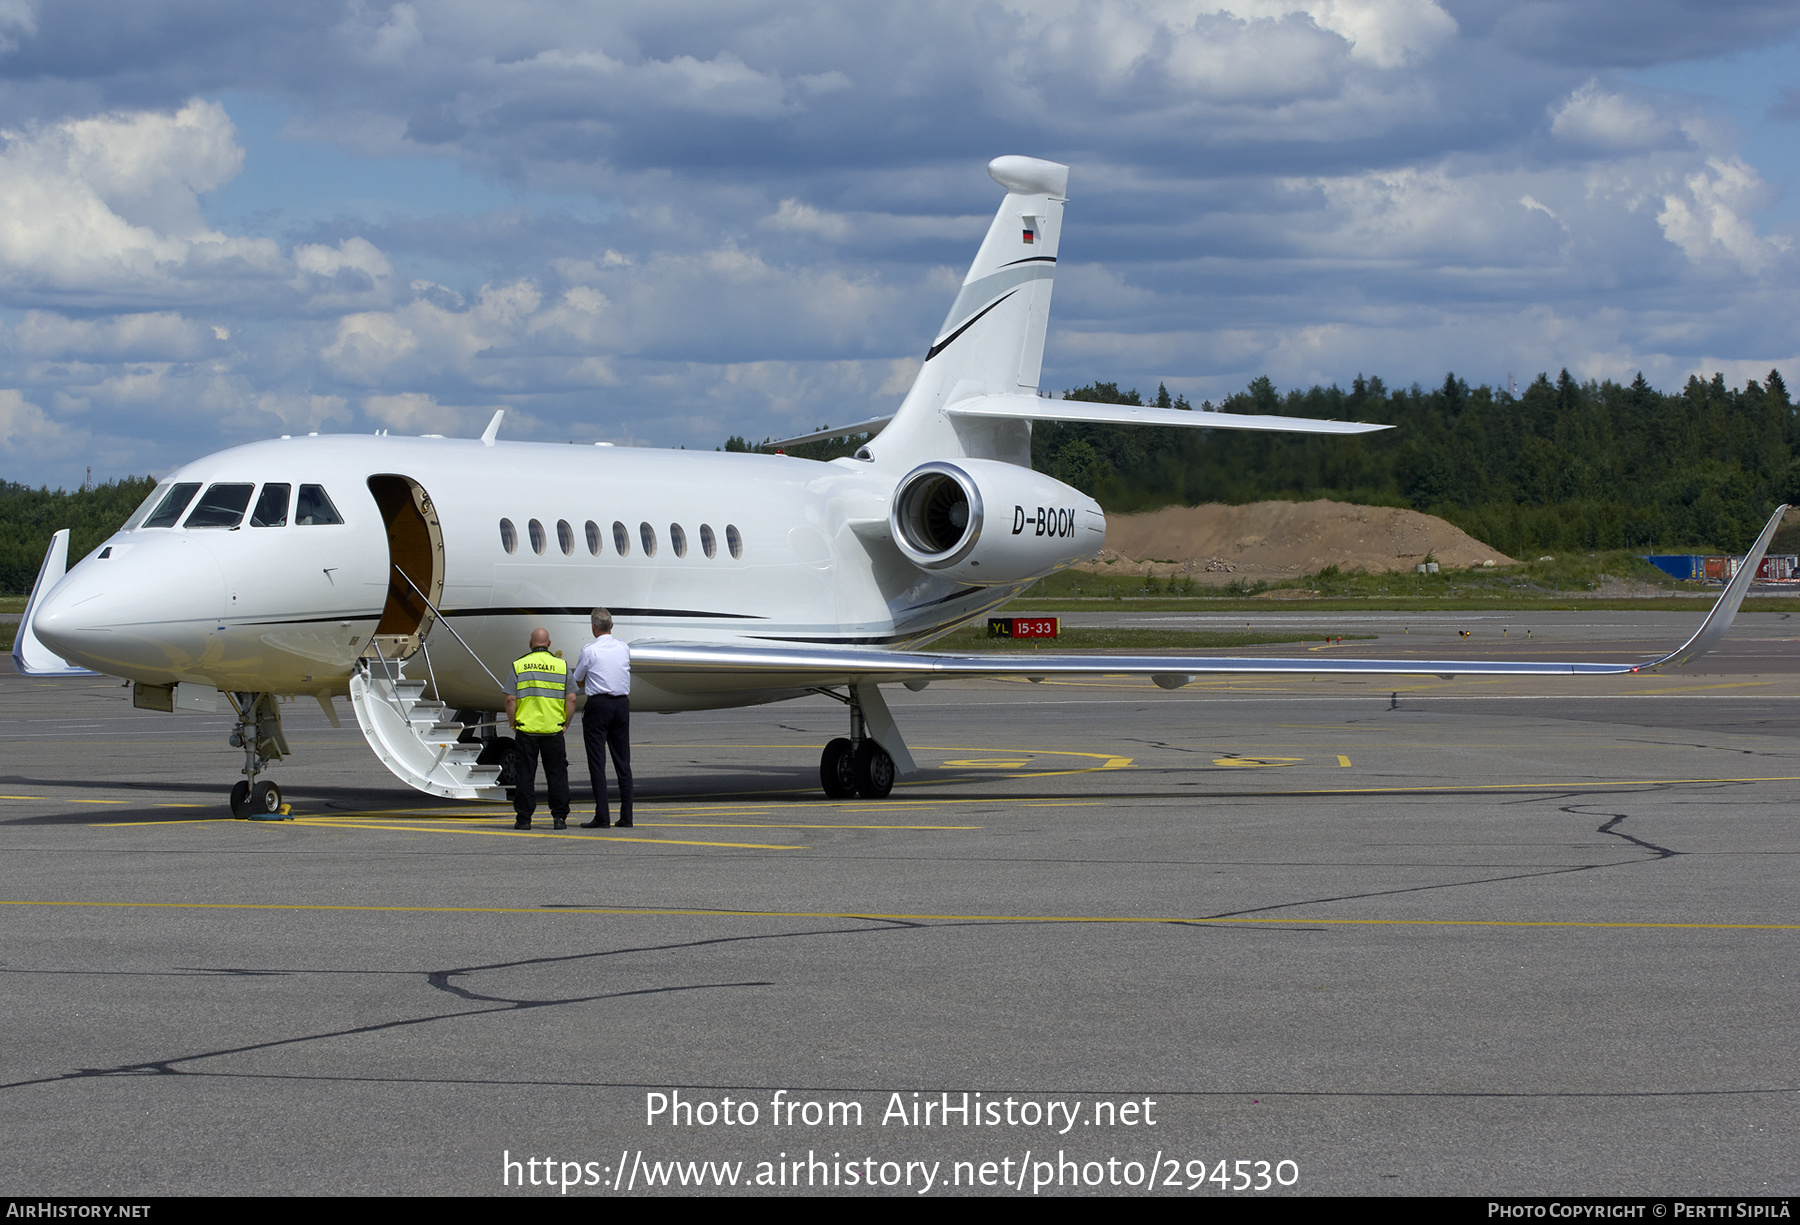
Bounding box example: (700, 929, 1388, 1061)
(869, 156, 1068, 468)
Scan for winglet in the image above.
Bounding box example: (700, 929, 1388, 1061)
(12, 529, 92, 676)
(1647, 503, 1789, 670)
(480, 409, 504, 447)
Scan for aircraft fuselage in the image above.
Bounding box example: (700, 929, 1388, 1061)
(32, 433, 1104, 713)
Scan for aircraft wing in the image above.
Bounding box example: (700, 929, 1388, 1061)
(12, 528, 95, 677)
(633, 503, 1787, 692)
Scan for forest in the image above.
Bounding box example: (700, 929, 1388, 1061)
(4, 368, 1793, 593)
(742, 368, 1797, 559)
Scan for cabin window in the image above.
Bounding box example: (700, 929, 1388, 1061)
(557, 519, 574, 555)
(585, 520, 601, 555)
(295, 485, 343, 525)
(250, 483, 290, 527)
(699, 523, 716, 558)
(184, 483, 255, 528)
(500, 518, 517, 554)
(143, 482, 202, 529)
(124, 482, 173, 530)
(613, 521, 629, 556)
(669, 523, 687, 558)
(726, 523, 743, 559)
(528, 519, 546, 555)
(639, 522, 658, 557)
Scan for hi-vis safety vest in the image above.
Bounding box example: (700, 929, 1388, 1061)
(511, 650, 568, 734)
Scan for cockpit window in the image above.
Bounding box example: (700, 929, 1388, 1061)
(142, 483, 202, 529)
(250, 483, 290, 527)
(184, 483, 255, 528)
(123, 482, 172, 531)
(295, 484, 343, 525)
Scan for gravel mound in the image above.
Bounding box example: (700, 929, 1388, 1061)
(1080, 500, 1514, 584)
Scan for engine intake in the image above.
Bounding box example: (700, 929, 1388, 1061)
(893, 462, 983, 566)
(890, 459, 1103, 583)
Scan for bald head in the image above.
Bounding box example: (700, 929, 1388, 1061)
(529, 627, 551, 650)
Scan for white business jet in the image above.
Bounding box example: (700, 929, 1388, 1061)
(15, 156, 1785, 817)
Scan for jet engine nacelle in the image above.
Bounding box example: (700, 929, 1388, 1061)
(889, 459, 1104, 584)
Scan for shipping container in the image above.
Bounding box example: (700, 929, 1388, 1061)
(1643, 554, 1702, 581)
(1704, 556, 1732, 582)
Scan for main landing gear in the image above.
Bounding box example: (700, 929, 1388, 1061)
(815, 687, 897, 799)
(227, 692, 291, 819)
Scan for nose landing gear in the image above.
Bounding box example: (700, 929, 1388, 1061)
(227, 692, 291, 819)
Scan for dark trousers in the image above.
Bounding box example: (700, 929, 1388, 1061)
(511, 730, 570, 820)
(582, 694, 633, 819)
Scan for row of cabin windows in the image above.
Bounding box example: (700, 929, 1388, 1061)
(500, 518, 743, 561)
(133, 481, 343, 530)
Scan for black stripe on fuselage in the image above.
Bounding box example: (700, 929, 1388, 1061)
(244, 606, 768, 626)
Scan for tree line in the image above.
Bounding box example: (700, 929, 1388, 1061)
(0, 477, 156, 596)
(748, 368, 1796, 557)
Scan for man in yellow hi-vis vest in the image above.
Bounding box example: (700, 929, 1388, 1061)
(504, 627, 578, 830)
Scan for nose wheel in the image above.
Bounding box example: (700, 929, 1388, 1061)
(227, 692, 292, 819)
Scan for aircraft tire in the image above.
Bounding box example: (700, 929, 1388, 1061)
(251, 780, 282, 815)
(820, 738, 856, 798)
(852, 741, 895, 799)
(229, 780, 251, 818)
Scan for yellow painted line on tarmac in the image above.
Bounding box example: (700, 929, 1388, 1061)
(96, 817, 226, 827)
(1219, 774, 1800, 796)
(283, 818, 801, 851)
(0, 898, 1794, 931)
(0, 795, 46, 800)
(300, 814, 975, 831)
(66, 798, 128, 805)
(1337, 756, 1353, 767)
(1622, 681, 1773, 695)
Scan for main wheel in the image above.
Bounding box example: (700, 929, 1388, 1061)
(250, 780, 283, 816)
(229, 780, 251, 818)
(820, 737, 856, 798)
(852, 741, 895, 799)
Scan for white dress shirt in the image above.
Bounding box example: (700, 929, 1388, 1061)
(572, 634, 631, 697)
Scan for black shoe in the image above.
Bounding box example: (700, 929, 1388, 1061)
(615, 818, 633, 828)
(514, 820, 532, 830)
(553, 819, 567, 830)
(580, 818, 610, 828)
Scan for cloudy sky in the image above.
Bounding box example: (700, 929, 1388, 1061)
(1, 0, 1797, 487)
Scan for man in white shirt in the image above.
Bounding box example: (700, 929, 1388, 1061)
(572, 607, 633, 828)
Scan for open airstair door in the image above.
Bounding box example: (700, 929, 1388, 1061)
(364, 474, 444, 663)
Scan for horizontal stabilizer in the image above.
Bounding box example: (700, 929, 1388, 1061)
(945, 393, 1391, 436)
(12, 529, 94, 677)
(768, 416, 894, 449)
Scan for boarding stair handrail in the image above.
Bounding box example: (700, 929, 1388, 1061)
(390, 565, 508, 694)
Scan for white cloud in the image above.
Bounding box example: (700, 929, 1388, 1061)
(1550, 81, 1677, 150)
(1657, 157, 1791, 276)
(363, 391, 500, 435)
(761, 199, 850, 242)
(1217, 0, 1457, 68)
(0, 387, 78, 451)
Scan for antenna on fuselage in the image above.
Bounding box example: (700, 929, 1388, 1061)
(480, 409, 504, 446)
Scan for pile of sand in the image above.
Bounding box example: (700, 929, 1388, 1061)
(1081, 500, 1514, 584)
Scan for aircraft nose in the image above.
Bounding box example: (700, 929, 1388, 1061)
(33, 538, 226, 679)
